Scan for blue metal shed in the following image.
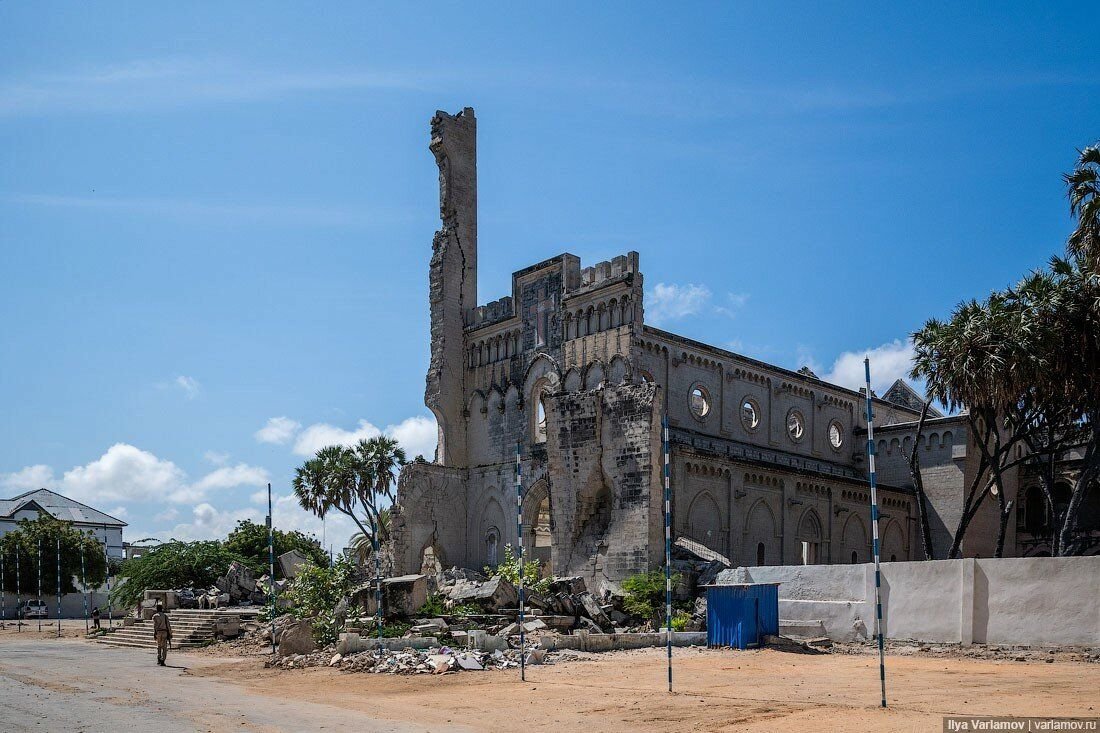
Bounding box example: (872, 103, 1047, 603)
(704, 583, 780, 650)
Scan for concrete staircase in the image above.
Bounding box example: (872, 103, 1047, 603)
(94, 608, 259, 650)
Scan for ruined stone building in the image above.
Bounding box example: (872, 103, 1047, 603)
(391, 108, 1100, 589)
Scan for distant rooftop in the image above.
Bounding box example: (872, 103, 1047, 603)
(0, 488, 127, 527)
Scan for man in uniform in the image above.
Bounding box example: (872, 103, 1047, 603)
(151, 602, 172, 666)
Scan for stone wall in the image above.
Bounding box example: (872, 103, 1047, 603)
(544, 382, 664, 588)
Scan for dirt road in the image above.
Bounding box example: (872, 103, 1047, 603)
(1, 632, 1096, 732)
(0, 637, 448, 732)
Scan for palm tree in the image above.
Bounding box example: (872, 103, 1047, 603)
(1064, 143, 1100, 273)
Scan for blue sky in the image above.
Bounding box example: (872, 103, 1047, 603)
(1, 3, 1096, 551)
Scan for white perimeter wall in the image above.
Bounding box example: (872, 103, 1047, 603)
(719, 556, 1100, 647)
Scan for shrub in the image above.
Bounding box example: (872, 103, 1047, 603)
(621, 569, 681, 622)
(670, 610, 692, 632)
(485, 544, 550, 595)
(283, 557, 355, 645)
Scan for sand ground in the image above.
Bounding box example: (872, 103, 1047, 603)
(2, 628, 1097, 732)
(195, 644, 1099, 732)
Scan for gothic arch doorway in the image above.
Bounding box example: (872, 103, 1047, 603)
(522, 479, 552, 571)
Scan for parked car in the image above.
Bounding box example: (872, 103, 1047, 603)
(18, 600, 48, 619)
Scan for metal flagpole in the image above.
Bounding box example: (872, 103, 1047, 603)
(81, 543, 89, 634)
(515, 443, 526, 682)
(864, 358, 887, 708)
(267, 483, 276, 659)
(37, 538, 42, 632)
(663, 414, 673, 693)
(56, 537, 62, 638)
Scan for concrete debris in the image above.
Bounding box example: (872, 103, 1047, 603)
(354, 574, 429, 616)
(446, 575, 517, 610)
(278, 619, 317, 656)
(268, 644, 558, 674)
(278, 550, 310, 579)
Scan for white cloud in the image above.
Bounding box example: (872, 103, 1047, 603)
(159, 494, 355, 549)
(387, 415, 438, 461)
(1, 464, 56, 492)
(822, 339, 917, 393)
(714, 292, 750, 319)
(174, 375, 200, 399)
(254, 416, 302, 445)
(153, 507, 179, 523)
(4, 443, 270, 507)
(170, 463, 270, 503)
(203, 450, 229, 466)
(291, 415, 438, 460)
(61, 444, 188, 504)
(292, 419, 381, 456)
(646, 282, 712, 325)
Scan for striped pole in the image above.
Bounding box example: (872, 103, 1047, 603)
(103, 526, 113, 631)
(515, 443, 526, 682)
(37, 538, 43, 632)
(373, 513, 382, 652)
(1, 551, 6, 624)
(81, 544, 89, 634)
(267, 483, 276, 659)
(56, 537, 62, 638)
(663, 414, 673, 693)
(864, 358, 887, 708)
(16, 550, 21, 632)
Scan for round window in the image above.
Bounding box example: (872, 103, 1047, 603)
(786, 409, 805, 441)
(689, 384, 710, 418)
(741, 398, 760, 431)
(828, 421, 844, 450)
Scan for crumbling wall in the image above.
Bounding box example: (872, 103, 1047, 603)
(425, 108, 477, 467)
(545, 382, 664, 588)
(391, 463, 469, 575)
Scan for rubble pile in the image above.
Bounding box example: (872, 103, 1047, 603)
(269, 645, 558, 674)
(434, 570, 641, 633)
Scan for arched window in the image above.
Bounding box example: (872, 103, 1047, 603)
(756, 542, 766, 566)
(535, 397, 547, 443)
(851, 550, 859, 564)
(485, 528, 500, 567)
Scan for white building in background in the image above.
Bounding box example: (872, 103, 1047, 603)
(0, 488, 126, 559)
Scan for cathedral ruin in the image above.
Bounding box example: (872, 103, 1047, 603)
(390, 107, 1096, 592)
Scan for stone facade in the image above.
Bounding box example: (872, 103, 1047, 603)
(391, 107, 1098, 590)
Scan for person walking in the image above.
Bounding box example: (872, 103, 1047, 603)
(91, 606, 101, 630)
(151, 603, 172, 666)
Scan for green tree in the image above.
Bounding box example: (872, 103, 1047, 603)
(223, 519, 327, 577)
(111, 541, 248, 607)
(1064, 143, 1100, 274)
(0, 515, 107, 596)
(292, 437, 405, 551)
(283, 557, 355, 645)
(911, 142, 1100, 557)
